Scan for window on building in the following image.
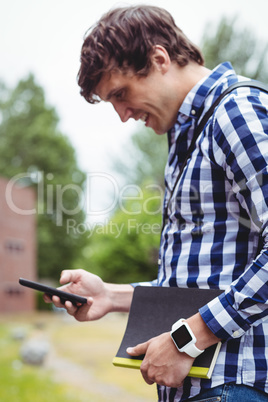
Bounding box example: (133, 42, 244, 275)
(4, 239, 25, 254)
(4, 287, 23, 296)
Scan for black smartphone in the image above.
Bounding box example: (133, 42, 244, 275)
(19, 278, 87, 306)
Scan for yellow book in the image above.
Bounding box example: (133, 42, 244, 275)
(113, 286, 222, 379)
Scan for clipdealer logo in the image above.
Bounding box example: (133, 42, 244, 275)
(66, 218, 162, 239)
(5, 171, 164, 227)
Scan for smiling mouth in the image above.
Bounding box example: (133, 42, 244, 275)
(140, 112, 149, 124)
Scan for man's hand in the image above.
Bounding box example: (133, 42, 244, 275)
(127, 313, 221, 387)
(127, 332, 195, 387)
(43, 269, 133, 321)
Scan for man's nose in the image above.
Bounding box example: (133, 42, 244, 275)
(113, 102, 132, 123)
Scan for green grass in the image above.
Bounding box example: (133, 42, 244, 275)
(0, 312, 157, 401)
(0, 322, 95, 401)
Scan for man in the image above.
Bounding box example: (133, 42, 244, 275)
(45, 5, 268, 401)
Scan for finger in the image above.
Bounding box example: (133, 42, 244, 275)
(126, 341, 149, 356)
(51, 295, 66, 308)
(64, 300, 78, 315)
(86, 297, 94, 306)
(140, 361, 155, 385)
(141, 376, 154, 386)
(60, 270, 75, 285)
(43, 293, 52, 303)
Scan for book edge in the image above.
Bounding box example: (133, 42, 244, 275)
(204, 341, 222, 379)
(113, 357, 141, 370)
(113, 342, 222, 380)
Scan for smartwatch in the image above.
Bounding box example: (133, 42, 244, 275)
(170, 319, 204, 358)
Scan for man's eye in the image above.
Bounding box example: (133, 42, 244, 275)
(115, 91, 124, 100)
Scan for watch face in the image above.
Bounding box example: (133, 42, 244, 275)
(172, 324, 193, 349)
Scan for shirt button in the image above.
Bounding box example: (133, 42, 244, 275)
(232, 330, 240, 338)
(191, 109, 196, 115)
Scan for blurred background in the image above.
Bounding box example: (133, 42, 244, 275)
(0, 0, 267, 400)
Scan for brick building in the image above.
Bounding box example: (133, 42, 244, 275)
(0, 176, 36, 313)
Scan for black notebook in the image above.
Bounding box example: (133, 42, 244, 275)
(113, 286, 222, 379)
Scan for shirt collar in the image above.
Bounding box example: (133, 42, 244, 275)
(178, 62, 236, 122)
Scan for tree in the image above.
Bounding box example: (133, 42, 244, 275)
(88, 126, 167, 283)
(113, 126, 168, 188)
(77, 183, 163, 284)
(0, 74, 89, 279)
(201, 15, 268, 83)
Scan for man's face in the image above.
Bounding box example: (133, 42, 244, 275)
(95, 66, 180, 135)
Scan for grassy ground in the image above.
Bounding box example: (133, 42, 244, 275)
(0, 311, 157, 402)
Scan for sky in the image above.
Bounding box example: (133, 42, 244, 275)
(1, 0, 268, 221)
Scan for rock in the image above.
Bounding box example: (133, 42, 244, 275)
(20, 339, 50, 365)
(11, 327, 27, 341)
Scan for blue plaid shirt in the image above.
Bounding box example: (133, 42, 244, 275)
(151, 62, 268, 401)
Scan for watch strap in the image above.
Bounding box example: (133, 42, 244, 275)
(180, 340, 204, 358)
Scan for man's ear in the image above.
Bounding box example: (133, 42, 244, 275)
(151, 45, 171, 73)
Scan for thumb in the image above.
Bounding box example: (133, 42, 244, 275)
(127, 341, 149, 356)
(60, 270, 74, 285)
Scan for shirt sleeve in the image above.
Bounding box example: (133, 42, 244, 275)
(199, 87, 268, 341)
(131, 279, 158, 287)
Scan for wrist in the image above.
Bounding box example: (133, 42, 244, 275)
(186, 313, 221, 350)
(105, 283, 134, 313)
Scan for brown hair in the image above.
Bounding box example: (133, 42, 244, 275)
(78, 5, 204, 104)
